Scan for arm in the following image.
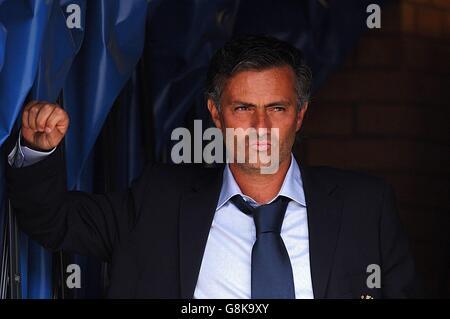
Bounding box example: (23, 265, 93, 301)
(379, 183, 423, 298)
(5, 102, 151, 262)
(7, 129, 56, 168)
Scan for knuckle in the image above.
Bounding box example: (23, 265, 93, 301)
(37, 115, 46, 124)
(55, 108, 67, 120)
(43, 103, 53, 111)
(36, 121, 44, 129)
(24, 101, 37, 110)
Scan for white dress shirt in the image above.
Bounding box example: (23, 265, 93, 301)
(194, 155, 314, 299)
(7, 132, 56, 168)
(8, 139, 314, 299)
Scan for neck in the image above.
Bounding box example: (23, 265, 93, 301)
(229, 156, 292, 204)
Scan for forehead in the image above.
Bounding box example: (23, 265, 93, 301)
(222, 66, 296, 104)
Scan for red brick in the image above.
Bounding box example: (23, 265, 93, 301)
(315, 70, 450, 105)
(402, 36, 450, 73)
(352, 33, 450, 72)
(302, 104, 354, 136)
(405, 0, 429, 5)
(401, 2, 417, 33)
(431, 0, 450, 9)
(355, 35, 403, 67)
(382, 174, 450, 209)
(446, 13, 450, 38)
(381, 2, 403, 33)
(303, 138, 450, 173)
(355, 105, 449, 140)
(416, 7, 444, 38)
(379, 1, 419, 34)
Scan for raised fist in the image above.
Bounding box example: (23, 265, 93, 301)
(21, 101, 69, 151)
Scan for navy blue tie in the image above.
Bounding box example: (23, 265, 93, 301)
(231, 195, 295, 299)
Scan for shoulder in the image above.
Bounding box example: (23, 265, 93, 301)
(302, 165, 391, 198)
(303, 166, 399, 229)
(136, 162, 224, 191)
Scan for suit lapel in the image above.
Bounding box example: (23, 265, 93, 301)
(300, 164, 344, 299)
(179, 166, 223, 299)
(178, 161, 344, 299)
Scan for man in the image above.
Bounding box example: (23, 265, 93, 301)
(5, 35, 419, 298)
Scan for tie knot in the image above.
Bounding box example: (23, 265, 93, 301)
(230, 195, 290, 236)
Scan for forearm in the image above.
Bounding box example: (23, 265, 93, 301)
(7, 129, 56, 168)
(5, 138, 131, 262)
(6, 143, 70, 250)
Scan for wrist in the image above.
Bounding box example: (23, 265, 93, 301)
(20, 133, 54, 152)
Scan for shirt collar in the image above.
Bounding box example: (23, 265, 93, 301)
(216, 154, 306, 210)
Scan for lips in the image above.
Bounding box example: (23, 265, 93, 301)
(249, 141, 271, 151)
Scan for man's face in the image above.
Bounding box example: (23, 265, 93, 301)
(208, 65, 308, 173)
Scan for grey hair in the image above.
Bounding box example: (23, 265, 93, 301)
(205, 35, 312, 111)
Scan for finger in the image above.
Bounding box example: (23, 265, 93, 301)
(45, 107, 68, 135)
(27, 103, 42, 131)
(23, 100, 39, 112)
(22, 101, 39, 129)
(22, 109, 30, 129)
(35, 104, 56, 132)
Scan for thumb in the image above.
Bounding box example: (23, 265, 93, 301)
(45, 109, 69, 136)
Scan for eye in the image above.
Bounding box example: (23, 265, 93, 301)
(235, 105, 250, 111)
(272, 106, 286, 112)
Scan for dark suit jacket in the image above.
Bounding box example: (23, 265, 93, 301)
(5, 134, 421, 299)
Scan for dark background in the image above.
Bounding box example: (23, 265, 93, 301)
(0, 0, 448, 299)
(297, 1, 450, 297)
(100, 0, 450, 298)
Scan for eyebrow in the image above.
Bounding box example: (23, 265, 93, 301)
(231, 100, 292, 107)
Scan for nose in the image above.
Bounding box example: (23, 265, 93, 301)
(252, 108, 271, 132)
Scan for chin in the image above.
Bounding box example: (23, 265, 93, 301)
(234, 159, 280, 175)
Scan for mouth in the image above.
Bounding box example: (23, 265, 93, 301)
(249, 141, 271, 151)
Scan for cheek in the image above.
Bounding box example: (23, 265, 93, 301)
(278, 118, 298, 144)
(222, 112, 249, 129)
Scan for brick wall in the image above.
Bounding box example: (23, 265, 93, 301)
(295, 0, 450, 298)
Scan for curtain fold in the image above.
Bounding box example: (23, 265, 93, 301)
(63, 0, 148, 190)
(0, 0, 380, 298)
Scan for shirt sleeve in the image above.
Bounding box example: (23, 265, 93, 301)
(7, 130, 56, 168)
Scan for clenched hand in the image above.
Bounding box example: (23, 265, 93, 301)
(21, 101, 70, 151)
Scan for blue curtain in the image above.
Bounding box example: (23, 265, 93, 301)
(1, 0, 382, 298)
(0, 0, 52, 146)
(62, 1, 148, 298)
(22, 0, 86, 299)
(0, 20, 5, 72)
(0, 0, 148, 298)
(0, 0, 53, 299)
(31, 0, 86, 101)
(144, 0, 241, 157)
(63, 0, 148, 190)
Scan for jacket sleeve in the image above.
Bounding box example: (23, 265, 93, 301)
(379, 182, 423, 298)
(5, 134, 152, 263)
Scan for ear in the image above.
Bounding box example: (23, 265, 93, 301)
(207, 99, 222, 130)
(296, 102, 308, 132)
